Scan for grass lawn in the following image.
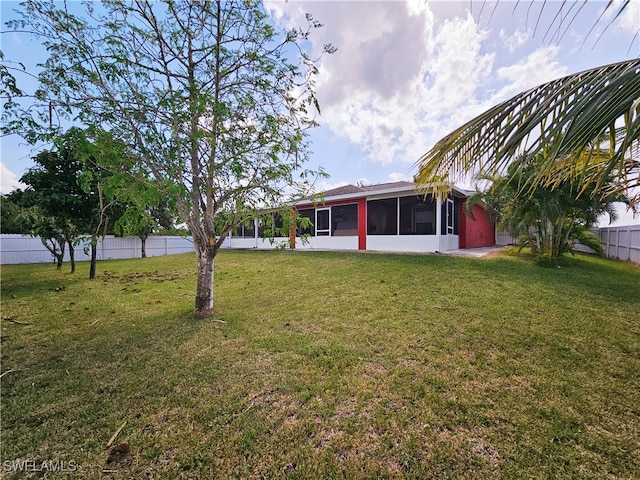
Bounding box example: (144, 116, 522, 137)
(1, 249, 639, 479)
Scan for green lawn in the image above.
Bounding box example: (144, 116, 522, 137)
(1, 250, 639, 479)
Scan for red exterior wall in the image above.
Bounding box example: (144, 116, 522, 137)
(459, 201, 495, 248)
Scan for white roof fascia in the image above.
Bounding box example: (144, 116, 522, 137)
(365, 187, 426, 201)
(296, 183, 468, 208)
(297, 186, 421, 207)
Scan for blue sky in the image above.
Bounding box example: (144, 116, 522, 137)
(2, 0, 639, 225)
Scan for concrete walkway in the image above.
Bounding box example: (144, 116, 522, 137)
(441, 245, 506, 258)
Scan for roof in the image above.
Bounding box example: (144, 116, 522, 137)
(299, 181, 472, 207)
(321, 181, 417, 198)
(362, 181, 416, 192)
(320, 184, 367, 197)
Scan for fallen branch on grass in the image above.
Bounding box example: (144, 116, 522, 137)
(2, 317, 32, 325)
(0, 369, 18, 379)
(107, 421, 127, 447)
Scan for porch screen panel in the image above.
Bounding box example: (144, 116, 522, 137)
(367, 199, 397, 235)
(400, 196, 436, 235)
(297, 209, 315, 236)
(239, 220, 255, 238)
(332, 204, 358, 236)
(454, 197, 460, 235)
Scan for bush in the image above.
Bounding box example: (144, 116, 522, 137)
(534, 253, 560, 268)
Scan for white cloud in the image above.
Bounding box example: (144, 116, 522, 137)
(0, 163, 25, 194)
(313, 179, 348, 194)
(272, 2, 496, 165)
(388, 172, 411, 183)
(489, 46, 567, 102)
(266, 2, 590, 176)
(499, 28, 530, 52)
(604, 0, 640, 35)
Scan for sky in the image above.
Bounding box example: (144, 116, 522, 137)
(1, 0, 639, 226)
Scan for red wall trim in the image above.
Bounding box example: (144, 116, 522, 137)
(358, 198, 366, 250)
(289, 209, 296, 249)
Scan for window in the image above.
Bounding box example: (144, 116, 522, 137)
(332, 204, 358, 236)
(400, 196, 436, 235)
(237, 220, 255, 238)
(367, 198, 397, 235)
(297, 209, 315, 236)
(316, 209, 330, 236)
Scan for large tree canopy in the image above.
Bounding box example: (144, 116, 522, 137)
(415, 59, 640, 204)
(8, 0, 332, 316)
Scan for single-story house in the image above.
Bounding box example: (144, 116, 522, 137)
(228, 181, 495, 253)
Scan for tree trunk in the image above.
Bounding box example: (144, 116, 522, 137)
(42, 238, 65, 269)
(89, 240, 97, 280)
(140, 234, 147, 258)
(67, 240, 76, 273)
(194, 241, 216, 317)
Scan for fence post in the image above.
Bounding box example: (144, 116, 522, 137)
(616, 228, 621, 260)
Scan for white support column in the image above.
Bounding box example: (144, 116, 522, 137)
(435, 196, 442, 252)
(254, 218, 259, 249)
(396, 197, 400, 236)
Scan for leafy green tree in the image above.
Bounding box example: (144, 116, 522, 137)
(2, 190, 70, 268)
(17, 128, 123, 276)
(18, 145, 90, 272)
(9, 0, 331, 316)
(62, 128, 131, 279)
(416, 59, 640, 206)
(114, 181, 179, 258)
(0, 193, 31, 234)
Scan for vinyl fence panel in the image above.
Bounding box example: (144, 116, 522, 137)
(495, 231, 517, 246)
(600, 226, 640, 263)
(0, 235, 195, 265)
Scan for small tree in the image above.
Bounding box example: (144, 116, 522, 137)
(469, 152, 632, 264)
(17, 128, 123, 276)
(114, 181, 178, 258)
(9, 0, 331, 316)
(18, 145, 92, 272)
(3, 191, 72, 269)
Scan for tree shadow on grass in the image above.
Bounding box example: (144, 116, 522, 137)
(468, 252, 640, 307)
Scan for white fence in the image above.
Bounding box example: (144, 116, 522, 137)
(599, 225, 640, 263)
(495, 225, 640, 263)
(495, 230, 517, 246)
(0, 234, 198, 265)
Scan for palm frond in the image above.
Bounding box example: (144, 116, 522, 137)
(415, 59, 640, 204)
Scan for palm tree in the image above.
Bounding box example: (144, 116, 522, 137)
(415, 59, 640, 205)
(466, 152, 631, 263)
